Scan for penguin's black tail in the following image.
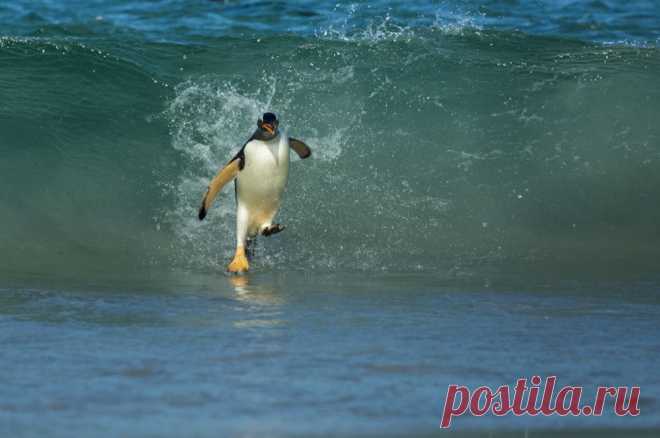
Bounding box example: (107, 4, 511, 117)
(245, 238, 256, 260)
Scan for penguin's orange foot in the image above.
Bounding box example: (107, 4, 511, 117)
(227, 246, 249, 273)
(227, 254, 249, 273)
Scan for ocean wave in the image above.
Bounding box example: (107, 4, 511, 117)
(2, 24, 660, 278)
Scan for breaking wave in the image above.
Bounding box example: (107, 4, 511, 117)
(2, 5, 660, 280)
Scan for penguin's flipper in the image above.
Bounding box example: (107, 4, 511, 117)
(198, 158, 242, 220)
(289, 137, 311, 159)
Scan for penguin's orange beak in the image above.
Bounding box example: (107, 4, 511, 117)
(263, 123, 274, 134)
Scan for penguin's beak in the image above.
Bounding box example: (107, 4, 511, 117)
(263, 123, 275, 134)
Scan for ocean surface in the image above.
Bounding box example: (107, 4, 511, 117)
(1, 0, 660, 436)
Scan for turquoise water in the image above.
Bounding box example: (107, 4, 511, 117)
(1, 1, 660, 436)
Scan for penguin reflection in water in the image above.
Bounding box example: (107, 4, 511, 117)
(198, 113, 311, 273)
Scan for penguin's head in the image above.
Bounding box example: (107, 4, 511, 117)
(258, 112, 279, 139)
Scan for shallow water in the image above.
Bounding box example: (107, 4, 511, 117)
(1, 273, 659, 436)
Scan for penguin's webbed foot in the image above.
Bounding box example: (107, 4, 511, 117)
(227, 246, 249, 273)
(261, 224, 285, 236)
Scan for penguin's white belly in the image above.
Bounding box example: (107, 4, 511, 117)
(236, 135, 289, 236)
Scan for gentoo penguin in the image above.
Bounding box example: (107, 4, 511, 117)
(198, 112, 311, 273)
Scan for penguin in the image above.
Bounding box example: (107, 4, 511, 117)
(197, 112, 311, 273)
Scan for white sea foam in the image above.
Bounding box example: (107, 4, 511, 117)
(314, 3, 482, 43)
